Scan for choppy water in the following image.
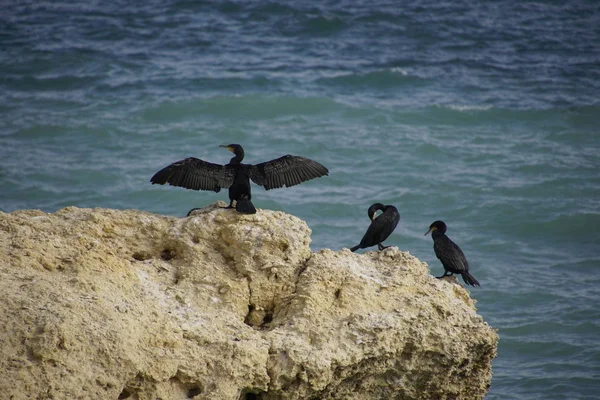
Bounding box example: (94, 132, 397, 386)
(2, 1, 600, 398)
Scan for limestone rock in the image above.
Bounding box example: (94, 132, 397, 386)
(0, 204, 497, 400)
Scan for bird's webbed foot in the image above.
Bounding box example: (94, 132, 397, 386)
(378, 243, 391, 251)
(220, 200, 235, 209)
(435, 271, 453, 279)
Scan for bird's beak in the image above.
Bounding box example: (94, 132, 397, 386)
(219, 145, 233, 152)
(424, 227, 436, 236)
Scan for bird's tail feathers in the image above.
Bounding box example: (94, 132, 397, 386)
(186, 208, 202, 217)
(236, 196, 257, 214)
(461, 272, 480, 287)
(350, 245, 361, 252)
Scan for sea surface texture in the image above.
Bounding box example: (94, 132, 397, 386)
(1, 1, 599, 398)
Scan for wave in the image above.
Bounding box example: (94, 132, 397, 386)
(501, 320, 600, 338)
(390, 104, 600, 127)
(517, 213, 600, 238)
(300, 14, 347, 35)
(228, 2, 349, 36)
(444, 104, 492, 112)
(4, 74, 102, 92)
(140, 94, 348, 122)
(317, 68, 426, 89)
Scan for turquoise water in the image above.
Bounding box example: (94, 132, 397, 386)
(2, 1, 600, 398)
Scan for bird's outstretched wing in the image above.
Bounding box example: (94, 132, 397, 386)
(150, 157, 235, 192)
(247, 155, 328, 190)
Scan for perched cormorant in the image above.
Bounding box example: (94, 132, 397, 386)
(350, 203, 400, 252)
(425, 220, 480, 287)
(150, 144, 328, 214)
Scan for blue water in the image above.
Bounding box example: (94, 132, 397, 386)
(2, 1, 600, 398)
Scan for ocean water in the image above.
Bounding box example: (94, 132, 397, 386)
(2, 1, 599, 398)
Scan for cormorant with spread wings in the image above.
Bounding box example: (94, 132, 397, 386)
(151, 144, 329, 214)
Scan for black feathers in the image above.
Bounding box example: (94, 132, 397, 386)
(235, 194, 257, 214)
(248, 155, 329, 190)
(425, 220, 480, 287)
(150, 158, 234, 192)
(350, 204, 400, 252)
(151, 144, 328, 213)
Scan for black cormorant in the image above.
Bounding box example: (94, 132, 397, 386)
(150, 144, 328, 214)
(425, 220, 480, 287)
(350, 203, 400, 252)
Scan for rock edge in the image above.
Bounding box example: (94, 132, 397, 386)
(0, 204, 497, 400)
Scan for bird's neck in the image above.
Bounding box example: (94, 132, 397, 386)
(230, 150, 244, 165)
(431, 230, 445, 240)
(368, 204, 385, 220)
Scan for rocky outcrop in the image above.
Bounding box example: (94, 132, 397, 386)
(0, 203, 497, 400)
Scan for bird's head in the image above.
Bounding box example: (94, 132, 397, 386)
(219, 144, 242, 153)
(367, 203, 385, 220)
(425, 220, 447, 236)
(219, 144, 244, 160)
